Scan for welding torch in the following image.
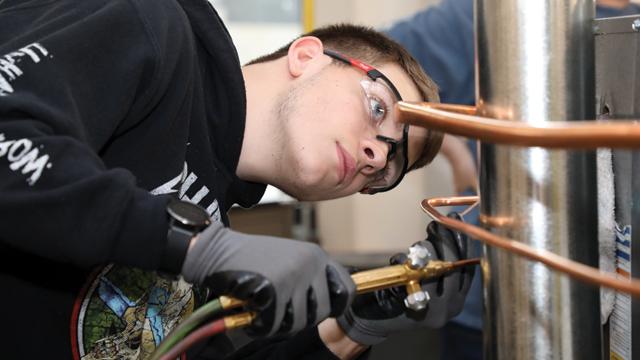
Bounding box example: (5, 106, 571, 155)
(151, 256, 480, 360)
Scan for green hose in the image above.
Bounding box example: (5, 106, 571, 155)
(149, 298, 223, 360)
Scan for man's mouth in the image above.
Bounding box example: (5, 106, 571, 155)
(336, 143, 356, 184)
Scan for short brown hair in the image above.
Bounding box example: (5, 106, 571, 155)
(247, 24, 443, 171)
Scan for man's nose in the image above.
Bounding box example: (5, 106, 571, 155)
(359, 138, 388, 175)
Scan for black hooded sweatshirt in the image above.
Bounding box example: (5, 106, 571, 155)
(0, 0, 340, 358)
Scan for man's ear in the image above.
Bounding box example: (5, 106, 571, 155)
(286, 36, 325, 78)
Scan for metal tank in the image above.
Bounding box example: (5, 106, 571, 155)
(475, 0, 602, 358)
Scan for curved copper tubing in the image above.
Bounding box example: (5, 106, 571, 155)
(421, 196, 640, 297)
(398, 101, 640, 148)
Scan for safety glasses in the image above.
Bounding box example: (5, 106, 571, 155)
(324, 49, 409, 194)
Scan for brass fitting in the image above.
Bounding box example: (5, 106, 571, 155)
(223, 312, 256, 330)
(219, 295, 246, 310)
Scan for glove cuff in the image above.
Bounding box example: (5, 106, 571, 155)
(336, 309, 388, 346)
(181, 221, 225, 284)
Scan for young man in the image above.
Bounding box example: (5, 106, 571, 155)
(0, 0, 472, 358)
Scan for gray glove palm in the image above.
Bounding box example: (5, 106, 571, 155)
(181, 222, 355, 336)
(337, 213, 474, 345)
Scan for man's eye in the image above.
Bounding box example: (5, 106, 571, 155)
(369, 97, 386, 124)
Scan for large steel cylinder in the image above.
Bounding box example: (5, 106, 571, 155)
(475, 0, 601, 359)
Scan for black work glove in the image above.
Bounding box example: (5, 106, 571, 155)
(181, 222, 356, 336)
(336, 212, 474, 345)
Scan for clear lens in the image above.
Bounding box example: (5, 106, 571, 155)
(360, 79, 404, 139)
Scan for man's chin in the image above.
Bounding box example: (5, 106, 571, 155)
(297, 189, 357, 201)
(279, 186, 345, 202)
(276, 172, 358, 200)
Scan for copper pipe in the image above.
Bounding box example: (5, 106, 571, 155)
(398, 101, 640, 148)
(420, 102, 478, 115)
(421, 195, 640, 297)
(460, 200, 479, 217)
(452, 258, 482, 268)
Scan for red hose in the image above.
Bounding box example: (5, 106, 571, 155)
(159, 319, 226, 360)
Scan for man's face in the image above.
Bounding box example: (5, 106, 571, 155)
(274, 58, 429, 201)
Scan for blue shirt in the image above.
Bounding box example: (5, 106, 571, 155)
(387, 0, 640, 330)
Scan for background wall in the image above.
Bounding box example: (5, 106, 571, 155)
(314, 0, 439, 29)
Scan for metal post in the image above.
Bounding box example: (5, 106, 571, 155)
(475, 0, 601, 359)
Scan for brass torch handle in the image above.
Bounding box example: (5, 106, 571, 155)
(222, 259, 478, 312)
(351, 265, 410, 293)
(351, 260, 461, 294)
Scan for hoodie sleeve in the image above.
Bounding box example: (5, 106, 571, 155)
(0, 0, 193, 272)
(386, 0, 475, 105)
